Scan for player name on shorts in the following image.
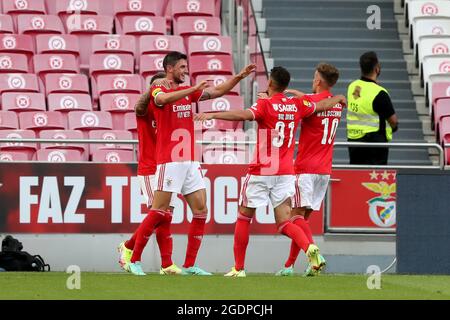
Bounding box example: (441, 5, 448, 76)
(172, 104, 192, 118)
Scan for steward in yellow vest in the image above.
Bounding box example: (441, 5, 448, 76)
(346, 52, 398, 165)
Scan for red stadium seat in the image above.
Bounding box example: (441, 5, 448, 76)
(55, 0, 100, 24)
(124, 111, 137, 138)
(19, 111, 65, 132)
(47, 93, 93, 112)
(0, 129, 37, 154)
(202, 149, 248, 164)
(0, 34, 34, 61)
(68, 111, 113, 137)
(188, 35, 232, 56)
(198, 95, 244, 113)
(39, 129, 88, 158)
(139, 53, 165, 79)
(199, 117, 244, 131)
(95, 74, 143, 96)
(0, 53, 29, 73)
(35, 34, 80, 58)
(0, 110, 19, 129)
(92, 34, 136, 56)
(33, 53, 79, 82)
(2, 0, 47, 25)
(202, 129, 247, 151)
(189, 55, 233, 80)
(17, 14, 64, 37)
(1, 92, 46, 112)
(44, 73, 90, 95)
(139, 35, 185, 55)
(431, 81, 450, 108)
(0, 150, 34, 161)
(0, 73, 39, 94)
(0, 15, 14, 34)
(92, 148, 135, 162)
(170, 0, 214, 20)
(196, 74, 240, 95)
(65, 14, 114, 69)
(89, 53, 134, 79)
(88, 129, 133, 156)
(439, 116, 450, 146)
(434, 98, 450, 133)
(37, 148, 84, 161)
(100, 93, 139, 129)
(173, 16, 221, 38)
(120, 15, 166, 36)
(113, 0, 160, 34)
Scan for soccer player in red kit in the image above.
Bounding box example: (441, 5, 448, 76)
(126, 51, 256, 276)
(276, 63, 343, 277)
(195, 66, 346, 276)
(118, 73, 184, 275)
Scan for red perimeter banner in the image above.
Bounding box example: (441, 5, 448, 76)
(0, 163, 324, 234)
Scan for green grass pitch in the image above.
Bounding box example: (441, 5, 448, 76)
(1, 273, 450, 300)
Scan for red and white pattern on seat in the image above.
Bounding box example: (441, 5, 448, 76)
(201, 129, 248, 152)
(89, 53, 134, 79)
(95, 74, 143, 96)
(431, 81, 450, 108)
(19, 111, 66, 132)
(2, 0, 47, 24)
(0, 15, 14, 33)
(139, 53, 165, 79)
(100, 93, 139, 112)
(0, 150, 34, 161)
(33, 53, 80, 80)
(39, 129, 88, 158)
(0, 73, 39, 93)
(170, 0, 215, 20)
(36, 148, 84, 161)
(196, 74, 240, 95)
(0, 53, 29, 73)
(0, 129, 37, 152)
(92, 34, 136, 56)
(1, 92, 46, 112)
(113, 0, 160, 22)
(68, 111, 113, 137)
(88, 129, 134, 156)
(202, 149, 248, 164)
(47, 93, 93, 112)
(199, 117, 244, 132)
(55, 0, 100, 18)
(0, 34, 34, 60)
(0, 110, 19, 129)
(35, 34, 80, 56)
(17, 14, 64, 36)
(173, 16, 221, 38)
(198, 95, 244, 113)
(188, 35, 232, 56)
(139, 35, 185, 55)
(91, 148, 134, 162)
(189, 54, 233, 81)
(120, 15, 166, 35)
(44, 73, 90, 94)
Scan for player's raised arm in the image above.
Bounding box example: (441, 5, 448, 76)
(199, 64, 256, 101)
(284, 89, 306, 98)
(314, 94, 347, 112)
(154, 80, 209, 107)
(194, 109, 254, 122)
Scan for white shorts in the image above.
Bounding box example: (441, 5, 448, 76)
(292, 174, 330, 211)
(138, 175, 177, 208)
(239, 174, 295, 208)
(155, 161, 206, 195)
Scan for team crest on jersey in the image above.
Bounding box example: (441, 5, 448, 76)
(303, 100, 312, 108)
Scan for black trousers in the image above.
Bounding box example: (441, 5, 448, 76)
(348, 132, 389, 165)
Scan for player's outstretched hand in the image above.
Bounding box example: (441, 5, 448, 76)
(194, 112, 214, 122)
(194, 80, 210, 91)
(284, 89, 305, 97)
(152, 78, 172, 89)
(237, 64, 257, 79)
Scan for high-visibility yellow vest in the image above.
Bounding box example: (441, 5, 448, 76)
(346, 79, 393, 141)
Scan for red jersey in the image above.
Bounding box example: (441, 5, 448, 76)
(248, 93, 316, 175)
(295, 90, 343, 175)
(136, 102, 157, 176)
(150, 84, 203, 165)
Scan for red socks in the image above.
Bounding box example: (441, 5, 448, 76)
(234, 212, 252, 271)
(130, 209, 166, 263)
(278, 220, 310, 254)
(156, 211, 173, 268)
(183, 213, 207, 268)
(284, 216, 313, 267)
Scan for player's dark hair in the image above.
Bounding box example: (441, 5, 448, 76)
(270, 66, 290, 91)
(150, 72, 166, 84)
(359, 51, 379, 76)
(316, 63, 339, 87)
(163, 51, 187, 71)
